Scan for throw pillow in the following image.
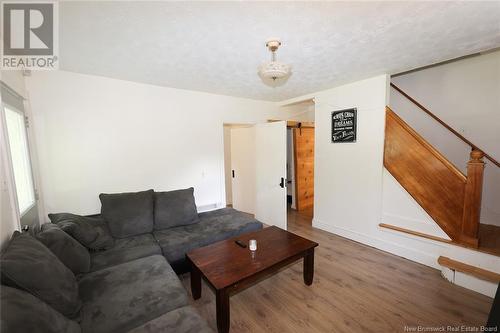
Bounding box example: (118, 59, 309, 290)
(48, 213, 114, 251)
(100, 189, 154, 238)
(36, 223, 91, 274)
(49, 213, 97, 244)
(154, 187, 199, 230)
(0, 231, 81, 318)
(82, 215, 115, 250)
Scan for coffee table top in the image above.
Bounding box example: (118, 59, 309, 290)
(186, 226, 318, 290)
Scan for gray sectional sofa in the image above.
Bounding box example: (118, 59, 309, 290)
(0, 188, 262, 333)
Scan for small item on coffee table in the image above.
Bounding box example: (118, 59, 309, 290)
(234, 240, 247, 248)
(249, 239, 257, 251)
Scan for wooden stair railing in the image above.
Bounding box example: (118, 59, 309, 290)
(384, 107, 484, 247)
(390, 82, 500, 168)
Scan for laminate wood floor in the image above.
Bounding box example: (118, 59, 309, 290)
(180, 209, 493, 332)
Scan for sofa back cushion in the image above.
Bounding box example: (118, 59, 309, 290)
(36, 223, 91, 274)
(100, 190, 154, 238)
(0, 286, 81, 333)
(154, 188, 199, 230)
(48, 213, 114, 251)
(0, 232, 81, 318)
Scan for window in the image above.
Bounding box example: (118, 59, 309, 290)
(4, 106, 36, 215)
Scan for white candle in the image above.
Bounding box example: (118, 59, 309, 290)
(249, 239, 257, 251)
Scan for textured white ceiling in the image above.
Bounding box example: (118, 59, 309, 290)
(59, 1, 500, 101)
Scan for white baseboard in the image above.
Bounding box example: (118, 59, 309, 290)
(312, 218, 441, 269)
(197, 203, 220, 212)
(454, 272, 497, 297)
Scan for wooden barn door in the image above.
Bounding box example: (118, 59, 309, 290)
(293, 127, 314, 211)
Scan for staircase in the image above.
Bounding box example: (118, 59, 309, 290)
(383, 83, 500, 252)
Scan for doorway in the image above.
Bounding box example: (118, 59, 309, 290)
(287, 122, 315, 223)
(223, 122, 287, 230)
(222, 107, 314, 229)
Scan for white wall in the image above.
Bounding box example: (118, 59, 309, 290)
(1, 71, 27, 98)
(281, 74, 499, 297)
(312, 75, 388, 243)
(25, 70, 293, 217)
(391, 50, 500, 226)
(280, 102, 315, 122)
(382, 170, 450, 240)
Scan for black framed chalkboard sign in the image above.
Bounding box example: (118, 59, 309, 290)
(331, 108, 357, 143)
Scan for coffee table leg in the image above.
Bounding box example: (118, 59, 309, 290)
(303, 248, 315, 286)
(216, 289, 230, 333)
(190, 263, 202, 300)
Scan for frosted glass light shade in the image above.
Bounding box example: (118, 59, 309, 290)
(258, 61, 291, 81)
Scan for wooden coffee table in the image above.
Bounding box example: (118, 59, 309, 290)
(186, 226, 319, 333)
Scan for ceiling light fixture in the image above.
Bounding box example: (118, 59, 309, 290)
(258, 38, 291, 83)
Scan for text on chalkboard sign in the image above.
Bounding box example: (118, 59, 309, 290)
(331, 108, 357, 143)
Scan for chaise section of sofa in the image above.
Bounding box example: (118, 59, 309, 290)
(128, 305, 213, 333)
(78, 255, 188, 333)
(153, 207, 262, 272)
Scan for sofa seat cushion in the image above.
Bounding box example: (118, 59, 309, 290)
(0, 286, 81, 333)
(36, 223, 91, 274)
(78, 255, 188, 333)
(197, 207, 242, 219)
(154, 208, 262, 266)
(0, 232, 81, 318)
(100, 190, 154, 238)
(90, 234, 161, 271)
(154, 188, 199, 230)
(128, 306, 213, 333)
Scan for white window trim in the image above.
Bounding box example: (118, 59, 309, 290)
(1, 102, 37, 218)
(0, 102, 22, 229)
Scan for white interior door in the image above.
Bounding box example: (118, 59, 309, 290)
(255, 121, 287, 230)
(230, 127, 255, 214)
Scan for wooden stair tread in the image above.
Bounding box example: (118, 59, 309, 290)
(438, 256, 500, 283)
(379, 223, 500, 258)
